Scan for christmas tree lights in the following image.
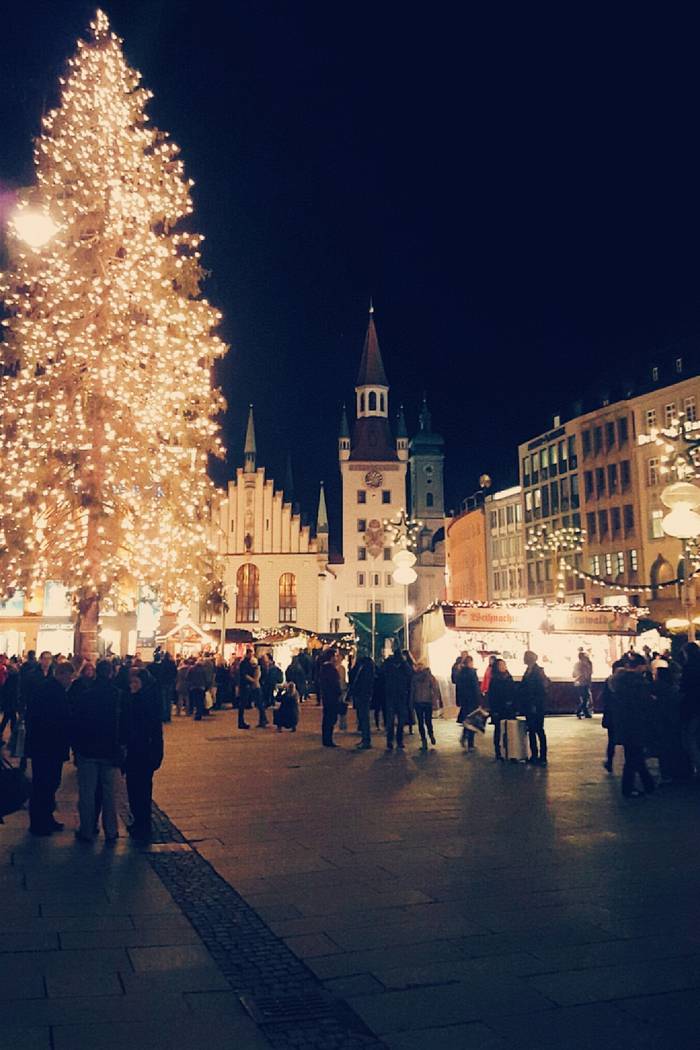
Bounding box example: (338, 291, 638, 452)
(0, 11, 226, 656)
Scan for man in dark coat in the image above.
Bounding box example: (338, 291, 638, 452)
(319, 648, 342, 747)
(348, 647, 375, 749)
(186, 660, 208, 721)
(381, 649, 413, 751)
(120, 668, 164, 841)
(25, 661, 72, 835)
(519, 650, 549, 764)
(452, 652, 481, 751)
(610, 653, 655, 797)
(72, 659, 121, 842)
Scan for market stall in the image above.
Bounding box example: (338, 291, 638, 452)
(412, 601, 640, 713)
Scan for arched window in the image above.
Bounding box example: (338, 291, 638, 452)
(360, 392, 365, 413)
(279, 573, 297, 623)
(380, 393, 385, 412)
(236, 564, 259, 622)
(368, 391, 377, 411)
(426, 492, 434, 508)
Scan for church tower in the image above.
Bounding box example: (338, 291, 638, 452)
(335, 305, 409, 629)
(244, 404, 256, 474)
(409, 396, 445, 525)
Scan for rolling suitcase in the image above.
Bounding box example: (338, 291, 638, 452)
(505, 718, 528, 762)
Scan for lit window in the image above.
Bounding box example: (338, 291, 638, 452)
(664, 403, 676, 427)
(605, 553, 613, 576)
(236, 564, 260, 623)
(648, 458, 660, 486)
(629, 549, 638, 572)
(590, 555, 600, 576)
(278, 573, 297, 623)
(650, 509, 664, 539)
(616, 551, 625, 576)
(684, 396, 696, 422)
(645, 408, 657, 430)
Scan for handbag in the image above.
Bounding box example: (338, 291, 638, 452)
(0, 756, 31, 819)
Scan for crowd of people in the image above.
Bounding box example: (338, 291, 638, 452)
(1, 637, 699, 836)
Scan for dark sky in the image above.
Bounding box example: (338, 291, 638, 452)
(3, 2, 700, 543)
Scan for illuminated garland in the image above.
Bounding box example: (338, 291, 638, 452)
(558, 556, 700, 595)
(427, 598, 647, 615)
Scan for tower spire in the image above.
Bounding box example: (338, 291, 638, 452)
(316, 481, 329, 553)
(356, 308, 388, 388)
(244, 404, 256, 473)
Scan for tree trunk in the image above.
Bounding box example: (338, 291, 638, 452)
(75, 590, 100, 663)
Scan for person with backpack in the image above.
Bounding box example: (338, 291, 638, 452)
(519, 650, 549, 765)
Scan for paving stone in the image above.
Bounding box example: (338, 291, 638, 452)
(0, 992, 191, 1028)
(488, 1000, 669, 1049)
(527, 955, 700, 1006)
(283, 932, 344, 958)
(323, 974, 385, 997)
(120, 967, 230, 995)
(0, 932, 60, 952)
(381, 1022, 508, 1050)
(127, 943, 217, 972)
(51, 1019, 269, 1050)
(45, 971, 123, 998)
(59, 926, 200, 949)
(0, 1028, 51, 1050)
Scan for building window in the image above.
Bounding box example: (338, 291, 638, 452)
(278, 573, 297, 623)
(605, 422, 616, 450)
(599, 510, 609, 538)
(676, 357, 683, 373)
(664, 403, 676, 427)
(645, 408, 657, 431)
(652, 366, 659, 382)
(506, 504, 514, 525)
(372, 572, 381, 587)
(582, 430, 591, 457)
(360, 392, 365, 413)
(611, 506, 621, 535)
(559, 439, 568, 469)
(550, 481, 560, 513)
(568, 435, 577, 469)
(620, 460, 631, 491)
(382, 547, 391, 561)
(380, 393, 385, 412)
(595, 467, 606, 497)
(648, 458, 660, 486)
(357, 573, 365, 587)
(684, 397, 697, 422)
(357, 518, 366, 533)
(426, 492, 434, 507)
(617, 417, 629, 445)
(385, 573, 393, 586)
(623, 503, 635, 533)
(368, 391, 377, 411)
(560, 476, 570, 511)
(593, 427, 603, 455)
(629, 549, 638, 572)
(616, 551, 625, 577)
(493, 572, 501, 593)
(515, 502, 522, 523)
(522, 456, 531, 486)
(586, 511, 597, 538)
(584, 471, 594, 499)
(357, 490, 367, 504)
(236, 564, 260, 623)
(382, 490, 391, 504)
(650, 509, 664, 539)
(368, 601, 383, 613)
(490, 511, 498, 529)
(607, 463, 618, 495)
(605, 553, 613, 577)
(570, 474, 580, 509)
(549, 444, 559, 472)
(591, 555, 600, 576)
(358, 547, 367, 561)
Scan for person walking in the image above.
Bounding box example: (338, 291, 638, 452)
(609, 652, 655, 797)
(348, 646, 375, 749)
(236, 648, 255, 730)
(573, 648, 594, 718)
(72, 660, 121, 844)
(487, 658, 517, 760)
(411, 660, 441, 750)
(244, 656, 265, 728)
(453, 652, 481, 751)
(187, 659, 208, 721)
(319, 648, 342, 748)
(25, 661, 72, 836)
(381, 648, 412, 751)
(175, 659, 190, 716)
(519, 651, 549, 765)
(120, 668, 164, 841)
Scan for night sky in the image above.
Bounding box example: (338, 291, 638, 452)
(3, 2, 700, 546)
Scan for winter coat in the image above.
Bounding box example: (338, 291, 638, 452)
(679, 664, 700, 723)
(1, 666, 20, 715)
(348, 656, 375, 705)
(600, 675, 615, 731)
(71, 679, 121, 763)
(285, 659, 307, 695)
(487, 672, 517, 720)
(410, 667, 441, 710)
(120, 690, 163, 771)
(452, 662, 481, 719)
(519, 663, 549, 720)
(274, 686, 300, 729)
(381, 654, 412, 719)
(609, 669, 651, 748)
(175, 665, 190, 697)
(25, 677, 71, 762)
(186, 663, 207, 691)
(319, 661, 342, 707)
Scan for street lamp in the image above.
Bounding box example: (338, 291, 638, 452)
(661, 480, 700, 641)
(10, 207, 60, 250)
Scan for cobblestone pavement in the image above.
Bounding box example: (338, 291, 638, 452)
(153, 705, 700, 1050)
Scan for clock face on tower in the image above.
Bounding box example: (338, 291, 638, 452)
(364, 469, 383, 488)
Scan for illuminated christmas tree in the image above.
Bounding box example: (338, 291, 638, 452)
(0, 10, 226, 658)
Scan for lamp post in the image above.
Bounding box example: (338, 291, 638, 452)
(385, 510, 421, 651)
(660, 481, 700, 641)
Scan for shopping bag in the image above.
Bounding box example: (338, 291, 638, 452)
(505, 718, 528, 761)
(463, 706, 488, 734)
(0, 757, 31, 818)
(204, 689, 214, 710)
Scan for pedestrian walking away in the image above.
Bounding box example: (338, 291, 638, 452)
(25, 661, 72, 836)
(72, 659, 121, 843)
(411, 660, 441, 750)
(487, 658, 517, 760)
(452, 651, 481, 751)
(348, 645, 375, 749)
(519, 650, 549, 764)
(120, 668, 164, 841)
(381, 647, 412, 751)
